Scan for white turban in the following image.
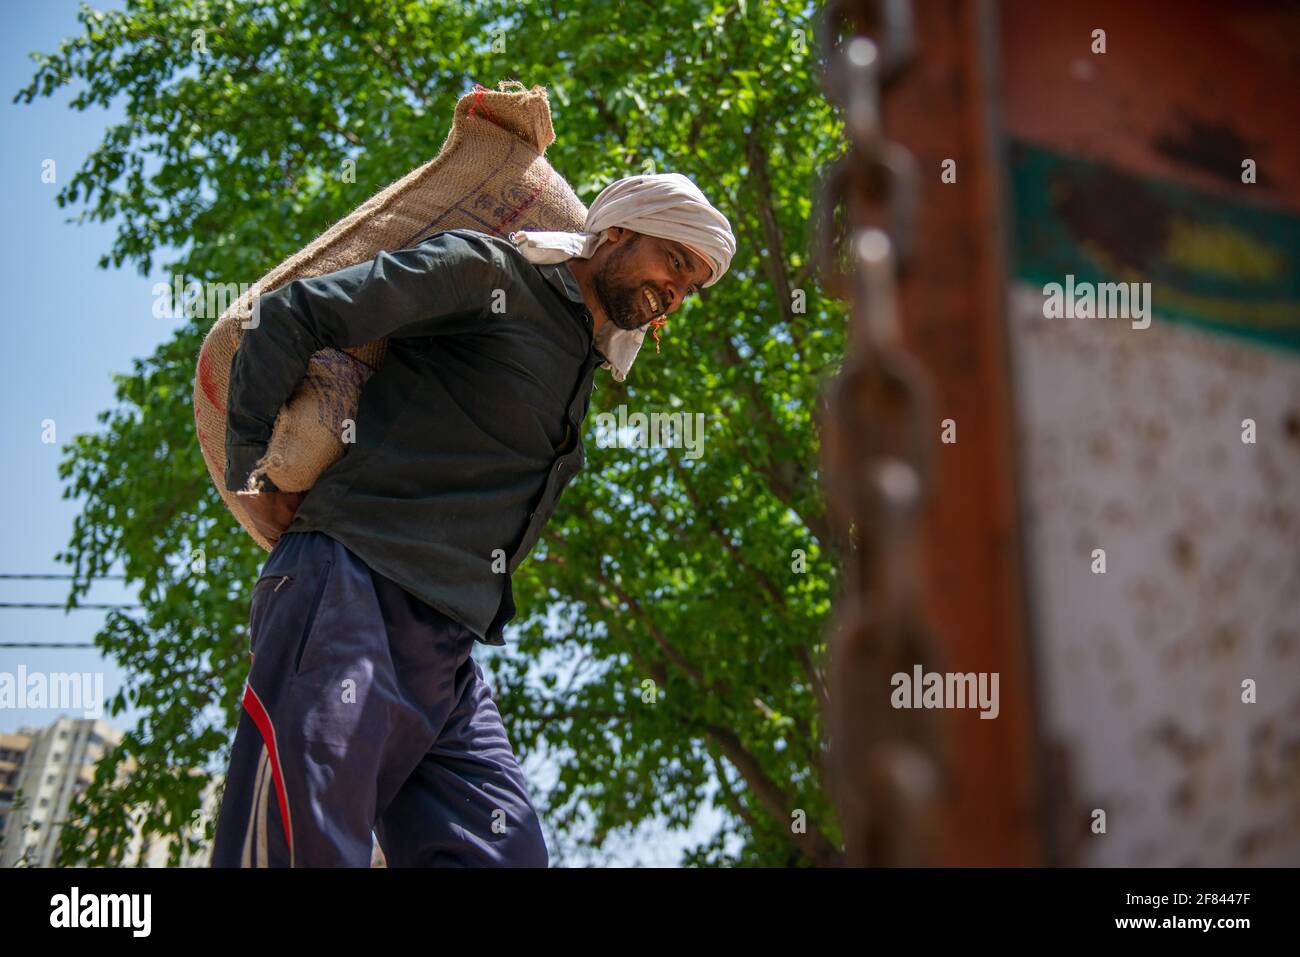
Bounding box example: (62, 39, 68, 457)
(510, 172, 735, 381)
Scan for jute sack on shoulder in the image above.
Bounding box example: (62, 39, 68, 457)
(193, 81, 587, 551)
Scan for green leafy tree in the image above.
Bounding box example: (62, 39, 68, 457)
(17, 0, 847, 866)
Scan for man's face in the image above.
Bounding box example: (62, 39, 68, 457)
(590, 230, 713, 331)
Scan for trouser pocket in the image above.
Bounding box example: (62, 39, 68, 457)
(246, 559, 333, 674)
(248, 574, 294, 658)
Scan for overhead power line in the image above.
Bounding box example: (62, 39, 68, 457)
(0, 573, 138, 610)
(0, 602, 141, 610)
(0, 573, 127, 581)
(0, 642, 97, 648)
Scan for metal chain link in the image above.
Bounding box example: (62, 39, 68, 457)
(814, 0, 945, 866)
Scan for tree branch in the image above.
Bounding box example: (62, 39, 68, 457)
(705, 724, 842, 866)
(745, 133, 796, 326)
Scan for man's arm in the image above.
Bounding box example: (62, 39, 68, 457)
(224, 230, 511, 492)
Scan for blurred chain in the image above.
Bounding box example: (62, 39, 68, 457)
(814, 0, 944, 866)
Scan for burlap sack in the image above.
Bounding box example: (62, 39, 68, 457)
(193, 81, 587, 551)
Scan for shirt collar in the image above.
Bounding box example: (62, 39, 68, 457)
(537, 261, 587, 309)
(535, 261, 608, 366)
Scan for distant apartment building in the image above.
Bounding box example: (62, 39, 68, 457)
(0, 730, 33, 847)
(0, 716, 119, 867)
(0, 716, 218, 867)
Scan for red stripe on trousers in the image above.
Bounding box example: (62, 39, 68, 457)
(241, 683, 294, 858)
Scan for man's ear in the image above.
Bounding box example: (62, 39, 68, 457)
(606, 226, 626, 243)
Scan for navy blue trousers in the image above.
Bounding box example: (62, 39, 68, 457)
(210, 530, 548, 867)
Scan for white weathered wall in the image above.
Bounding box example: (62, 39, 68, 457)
(1007, 282, 1300, 866)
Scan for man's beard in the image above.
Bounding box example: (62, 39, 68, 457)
(592, 235, 658, 331)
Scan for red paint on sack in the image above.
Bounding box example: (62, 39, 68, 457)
(197, 349, 224, 413)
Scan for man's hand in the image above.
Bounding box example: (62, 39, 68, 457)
(240, 490, 307, 545)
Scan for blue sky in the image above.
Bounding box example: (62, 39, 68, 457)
(0, 0, 175, 738)
(0, 0, 728, 866)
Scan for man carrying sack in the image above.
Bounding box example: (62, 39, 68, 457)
(210, 172, 736, 867)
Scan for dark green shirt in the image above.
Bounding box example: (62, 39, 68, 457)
(224, 228, 603, 645)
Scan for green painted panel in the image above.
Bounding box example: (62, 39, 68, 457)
(1008, 140, 1300, 353)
